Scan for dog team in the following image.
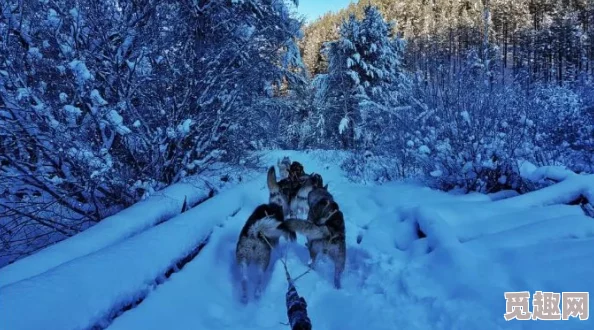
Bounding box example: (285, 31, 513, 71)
(235, 157, 346, 303)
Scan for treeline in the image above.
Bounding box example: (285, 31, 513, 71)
(1, 0, 592, 265)
(301, 0, 594, 86)
(297, 0, 594, 192)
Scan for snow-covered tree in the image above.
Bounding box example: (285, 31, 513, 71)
(0, 0, 306, 265)
(318, 5, 410, 150)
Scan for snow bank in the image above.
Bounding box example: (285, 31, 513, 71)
(0, 181, 214, 289)
(519, 160, 578, 182)
(0, 179, 264, 330)
(466, 214, 594, 250)
(495, 174, 594, 209)
(4, 150, 594, 330)
(412, 207, 461, 252)
(453, 204, 585, 242)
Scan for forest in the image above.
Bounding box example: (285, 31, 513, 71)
(1, 0, 592, 265)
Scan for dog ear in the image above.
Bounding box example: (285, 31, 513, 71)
(313, 174, 324, 188)
(267, 166, 279, 191)
(329, 201, 339, 211)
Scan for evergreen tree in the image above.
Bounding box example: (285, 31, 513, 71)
(321, 13, 362, 149)
(320, 6, 409, 150)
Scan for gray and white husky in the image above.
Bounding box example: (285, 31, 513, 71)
(280, 186, 346, 289)
(234, 167, 296, 303)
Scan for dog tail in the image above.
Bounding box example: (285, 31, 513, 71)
(249, 216, 296, 242)
(279, 219, 330, 240)
(267, 166, 279, 192)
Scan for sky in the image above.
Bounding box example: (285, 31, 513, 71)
(291, 0, 356, 23)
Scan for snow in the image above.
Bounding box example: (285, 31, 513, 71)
(105, 109, 132, 135)
(68, 60, 93, 84)
(47, 9, 60, 26)
(0, 177, 267, 330)
(338, 116, 350, 134)
(90, 89, 108, 106)
(521, 162, 577, 182)
(496, 173, 594, 208)
(460, 110, 471, 124)
(27, 47, 42, 60)
(176, 119, 193, 137)
(1, 150, 593, 330)
(418, 145, 430, 154)
(63, 104, 82, 117)
(430, 169, 442, 177)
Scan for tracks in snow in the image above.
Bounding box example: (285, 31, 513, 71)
(88, 206, 242, 330)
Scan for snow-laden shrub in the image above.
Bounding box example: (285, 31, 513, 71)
(341, 152, 395, 183)
(529, 85, 594, 172)
(0, 0, 305, 265)
(408, 70, 592, 193)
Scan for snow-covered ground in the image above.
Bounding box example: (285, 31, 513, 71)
(0, 164, 259, 289)
(0, 181, 211, 289)
(1, 150, 593, 330)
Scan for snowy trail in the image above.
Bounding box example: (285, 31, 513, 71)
(104, 151, 594, 330)
(2, 151, 593, 330)
(106, 175, 438, 330)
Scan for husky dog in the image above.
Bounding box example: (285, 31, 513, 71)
(288, 161, 305, 181)
(270, 160, 326, 218)
(277, 161, 322, 202)
(277, 156, 292, 180)
(289, 173, 325, 219)
(235, 203, 296, 303)
(280, 187, 346, 289)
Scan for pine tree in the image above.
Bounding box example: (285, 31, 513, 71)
(321, 13, 362, 149)
(320, 5, 409, 149)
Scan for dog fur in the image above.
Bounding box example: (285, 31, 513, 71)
(271, 160, 324, 218)
(289, 161, 305, 181)
(277, 156, 291, 180)
(277, 162, 306, 202)
(280, 187, 346, 289)
(267, 166, 290, 217)
(289, 173, 325, 219)
(235, 203, 296, 303)
(277, 161, 324, 203)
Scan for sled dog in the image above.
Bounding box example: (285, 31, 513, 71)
(235, 203, 296, 303)
(270, 161, 323, 216)
(277, 156, 292, 180)
(289, 174, 326, 220)
(280, 187, 346, 289)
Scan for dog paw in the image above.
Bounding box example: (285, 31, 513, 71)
(334, 280, 341, 290)
(254, 288, 263, 300)
(240, 294, 249, 305)
(333, 277, 342, 289)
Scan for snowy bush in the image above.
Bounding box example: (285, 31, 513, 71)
(404, 51, 593, 193)
(0, 0, 305, 264)
(528, 86, 594, 172)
